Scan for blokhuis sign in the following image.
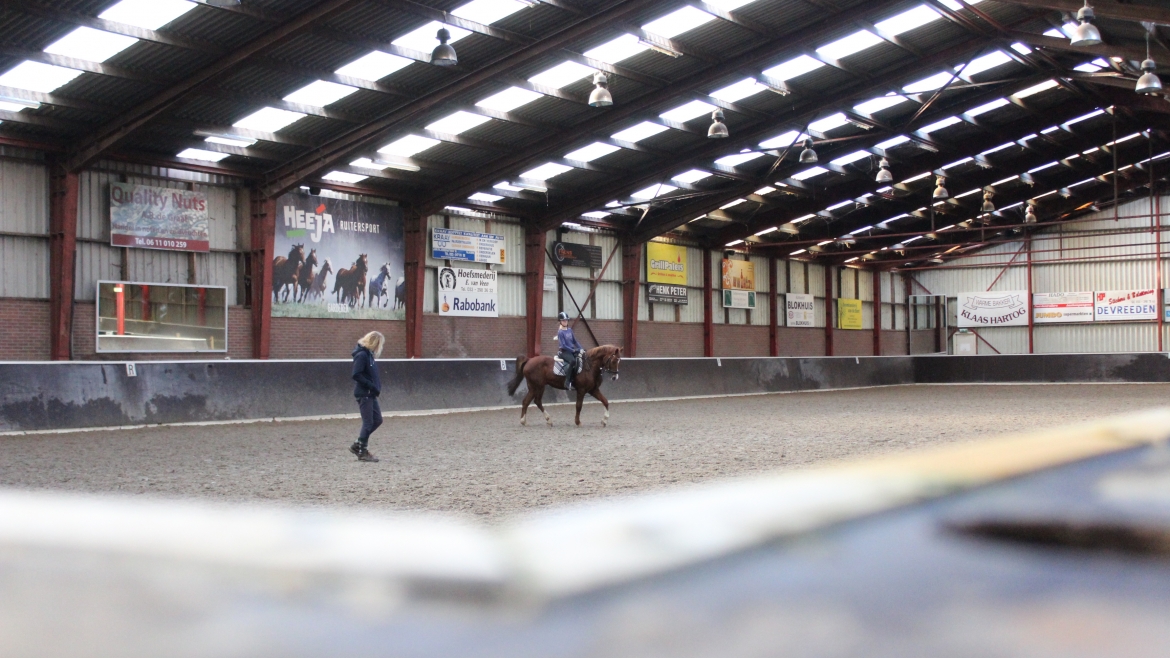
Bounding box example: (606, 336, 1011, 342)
(786, 294, 815, 327)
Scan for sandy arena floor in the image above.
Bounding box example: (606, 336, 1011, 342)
(2, 383, 1168, 519)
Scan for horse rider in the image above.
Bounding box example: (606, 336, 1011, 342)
(556, 311, 585, 390)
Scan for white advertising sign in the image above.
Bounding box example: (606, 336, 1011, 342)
(785, 293, 815, 327)
(432, 227, 505, 264)
(1094, 289, 1157, 321)
(437, 267, 498, 317)
(1165, 289, 1170, 323)
(957, 291, 1029, 327)
(1033, 292, 1094, 324)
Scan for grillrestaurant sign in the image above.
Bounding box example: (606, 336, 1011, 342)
(957, 291, 1029, 327)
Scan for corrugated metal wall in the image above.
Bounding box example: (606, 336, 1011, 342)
(0, 159, 49, 298)
(544, 227, 622, 320)
(426, 214, 526, 316)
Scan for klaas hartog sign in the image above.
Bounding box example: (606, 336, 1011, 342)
(957, 291, 1029, 327)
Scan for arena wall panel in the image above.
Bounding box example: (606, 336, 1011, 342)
(833, 330, 874, 357)
(270, 316, 407, 360)
(775, 327, 825, 356)
(423, 315, 526, 358)
(712, 325, 769, 357)
(0, 298, 50, 360)
(637, 323, 704, 358)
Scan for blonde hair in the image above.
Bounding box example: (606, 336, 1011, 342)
(358, 331, 385, 357)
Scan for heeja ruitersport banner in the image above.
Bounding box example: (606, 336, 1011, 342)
(1094, 289, 1157, 321)
(957, 291, 1029, 327)
(109, 182, 210, 252)
(1033, 292, 1094, 324)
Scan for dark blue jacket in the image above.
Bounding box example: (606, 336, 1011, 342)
(351, 345, 381, 398)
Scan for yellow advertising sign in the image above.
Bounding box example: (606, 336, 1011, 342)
(838, 298, 864, 330)
(722, 259, 755, 291)
(647, 242, 687, 284)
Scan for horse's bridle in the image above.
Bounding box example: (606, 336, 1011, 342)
(601, 352, 621, 381)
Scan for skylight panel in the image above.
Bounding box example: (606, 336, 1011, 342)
(831, 151, 870, 166)
(583, 34, 647, 65)
(519, 162, 572, 180)
(816, 30, 883, 61)
(966, 98, 1009, 117)
(703, 0, 757, 10)
(233, 107, 306, 132)
(350, 158, 388, 171)
(99, 0, 196, 30)
(754, 186, 776, 195)
(874, 5, 941, 36)
(612, 121, 669, 143)
(759, 130, 805, 149)
(981, 142, 1014, 155)
(1028, 162, 1059, 173)
(469, 192, 504, 202)
(642, 6, 716, 39)
(177, 148, 228, 162)
(904, 71, 953, 93)
(322, 171, 368, 184)
(451, 0, 529, 25)
(808, 113, 848, 133)
(0, 99, 36, 113)
(791, 166, 828, 181)
(1073, 60, 1104, 72)
(854, 95, 908, 114)
(1015, 79, 1059, 98)
(943, 156, 973, 169)
(716, 152, 765, 167)
(476, 86, 542, 112)
(962, 51, 1013, 77)
(582, 211, 611, 219)
(0, 62, 83, 93)
(755, 226, 778, 236)
(902, 172, 930, 183)
(44, 27, 137, 63)
(793, 214, 816, 223)
(722, 199, 747, 209)
(660, 100, 716, 123)
(877, 135, 910, 150)
(1011, 43, 1032, 55)
(711, 78, 767, 103)
(426, 111, 491, 135)
(631, 183, 678, 199)
(673, 169, 711, 184)
(528, 61, 595, 89)
(826, 200, 853, 211)
(565, 142, 620, 162)
(378, 134, 440, 157)
(283, 81, 358, 107)
(393, 21, 470, 52)
(205, 135, 255, 148)
(336, 51, 413, 81)
(1065, 108, 1105, 127)
(761, 55, 824, 82)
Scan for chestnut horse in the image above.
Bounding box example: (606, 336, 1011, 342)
(506, 345, 622, 427)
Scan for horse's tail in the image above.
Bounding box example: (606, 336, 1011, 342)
(506, 356, 527, 396)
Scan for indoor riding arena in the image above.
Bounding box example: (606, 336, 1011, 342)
(2, 1, 1170, 657)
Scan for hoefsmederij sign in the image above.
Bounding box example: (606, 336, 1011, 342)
(109, 182, 210, 252)
(1094, 289, 1157, 321)
(437, 267, 498, 317)
(957, 290, 1029, 327)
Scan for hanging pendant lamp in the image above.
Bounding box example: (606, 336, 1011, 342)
(875, 157, 893, 183)
(1024, 202, 1038, 224)
(1070, 2, 1102, 47)
(981, 190, 995, 213)
(932, 175, 949, 200)
(798, 138, 818, 164)
(588, 72, 613, 107)
(431, 28, 458, 66)
(708, 109, 729, 138)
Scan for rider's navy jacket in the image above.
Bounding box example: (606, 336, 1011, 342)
(351, 344, 381, 398)
(557, 326, 583, 353)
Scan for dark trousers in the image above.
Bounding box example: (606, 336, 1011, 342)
(357, 395, 383, 446)
(558, 348, 577, 387)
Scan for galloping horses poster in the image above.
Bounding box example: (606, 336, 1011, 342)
(272, 193, 405, 320)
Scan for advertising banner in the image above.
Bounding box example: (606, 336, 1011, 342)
(1094, 289, 1157, 321)
(723, 289, 756, 309)
(648, 283, 688, 305)
(431, 227, 505, 264)
(272, 193, 405, 320)
(438, 267, 498, 317)
(722, 259, 755, 291)
(837, 298, 863, 329)
(957, 291, 1029, 327)
(647, 242, 687, 285)
(1033, 292, 1094, 324)
(1165, 289, 1170, 323)
(551, 241, 603, 269)
(786, 293, 815, 327)
(109, 182, 210, 252)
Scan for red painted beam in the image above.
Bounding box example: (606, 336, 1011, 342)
(703, 248, 713, 358)
(404, 210, 426, 358)
(824, 266, 834, 357)
(525, 225, 546, 358)
(249, 193, 275, 359)
(48, 162, 78, 360)
(621, 239, 641, 357)
(768, 255, 778, 357)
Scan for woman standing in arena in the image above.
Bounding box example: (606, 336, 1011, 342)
(350, 331, 384, 462)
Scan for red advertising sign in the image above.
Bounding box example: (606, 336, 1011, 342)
(110, 183, 210, 253)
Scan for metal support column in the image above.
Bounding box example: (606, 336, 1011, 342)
(824, 266, 834, 356)
(249, 193, 275, 359)
(703, 248, 714, 357)
(1026, 234, 1034, 354)
(621, 238, 642, 357)
(48, 162, 78, 360)
(404, 209, 426, 359)
(525, 225, 546, 358)
(872, 269, 882, 356)
(768, 256, 778, 357)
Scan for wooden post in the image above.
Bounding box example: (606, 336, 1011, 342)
(872, 269, 882, 356)
(525, 225, 546, 357)
(48, 162, 79, 360)
(703, 247, 714, 357)
(824, 265, 834, 356)
(404, 209, 426, 358)
(249, 192, 276, 359)
(621, 238, 642, 356)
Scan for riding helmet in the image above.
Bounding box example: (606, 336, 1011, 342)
(558, 312, 570, 321)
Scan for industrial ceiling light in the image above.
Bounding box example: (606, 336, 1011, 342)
(1137, 59, 1163, 95)
(839, 236, 857, 247)
(798, 138, 818, 164)
(1019, 172, 1035, 186)
(588, 72, 613, 107)
(981, 190, 996, 213)
(932, 175, 949, 200)
(1070, 2, 1103, 47)
(708, 109, 729, 138)
(1059, 187, 1072, 198)
(779, 222, 801, 234)
(876, 157, 893, 183)
(924, 232, 938, 241)
(1025, 201, 1038, 223)
(431, 28, 458, 66)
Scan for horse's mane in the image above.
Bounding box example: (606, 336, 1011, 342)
(585, 345, 618, 372)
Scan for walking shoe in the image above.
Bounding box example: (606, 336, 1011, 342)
(357, 448, 379, 463)
(349, 442, 362, 458)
